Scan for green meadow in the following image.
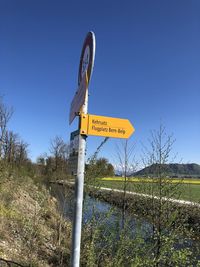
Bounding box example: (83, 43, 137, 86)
(98, 177, 200, 202)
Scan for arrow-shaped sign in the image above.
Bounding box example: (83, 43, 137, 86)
(80, 114, 135, 139)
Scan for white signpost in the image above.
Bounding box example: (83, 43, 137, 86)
(69, 31, 134, 267)
(70, 31, 95, 267)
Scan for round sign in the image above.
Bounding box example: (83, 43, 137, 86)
(78, 31, 96, 86)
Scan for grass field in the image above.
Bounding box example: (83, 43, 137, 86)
(101, 177, 200, 185)
(98, 177, 200, 202)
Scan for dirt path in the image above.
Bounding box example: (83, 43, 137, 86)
(99, 186, 200, 208)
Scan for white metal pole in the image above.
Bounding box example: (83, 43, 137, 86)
(70, 85, 88, 267)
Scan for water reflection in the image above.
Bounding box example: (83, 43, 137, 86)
(51, 183, 200, 259)
(51, 184, 152, 240)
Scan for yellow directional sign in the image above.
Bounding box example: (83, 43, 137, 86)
(80, 114, 135, 139)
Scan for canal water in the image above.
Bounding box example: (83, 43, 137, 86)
(51, 184, 152, 238)
(51, 184, 200, 260)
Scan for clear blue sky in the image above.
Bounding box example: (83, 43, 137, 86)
(0, 0, 199, 166)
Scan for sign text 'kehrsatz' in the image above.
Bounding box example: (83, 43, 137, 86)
(80, 114, 135, 139)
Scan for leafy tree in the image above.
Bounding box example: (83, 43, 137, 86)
(36, 154, 47, 166)
(85, 157, 114, 179)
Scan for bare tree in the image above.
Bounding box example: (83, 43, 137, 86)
(48, 136, 70, 181)
(2, 130, 29, 166)
(15, 140, 29, 165)
(50, 136, 66, 171)
(116, 139, 137, 229)
(0, 97, 13, 159)
(141, 124, 183, 266)
(3, 131, 19, 163)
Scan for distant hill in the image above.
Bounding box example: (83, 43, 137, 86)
(134, 163, 200, 178)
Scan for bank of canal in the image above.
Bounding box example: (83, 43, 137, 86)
(51, 183, 200, 257)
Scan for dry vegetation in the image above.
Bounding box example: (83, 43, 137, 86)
(0, 166, 71, 267)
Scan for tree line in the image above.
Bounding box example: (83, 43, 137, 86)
(1, 97, 199, 266)
(0, 97, 29, 167)
(0, 97, 114, 182)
